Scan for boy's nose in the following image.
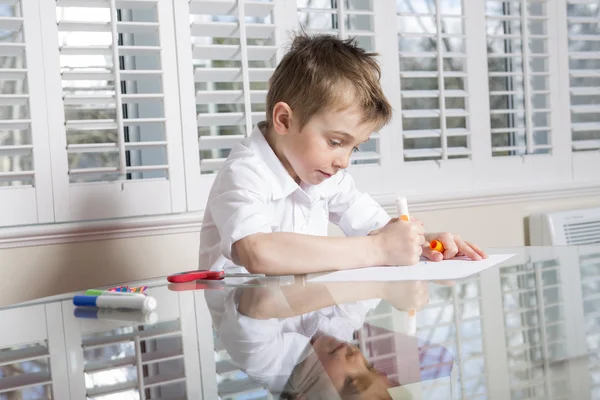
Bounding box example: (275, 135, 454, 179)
(333, 152, 351, 170)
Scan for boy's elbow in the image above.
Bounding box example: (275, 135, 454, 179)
(234, 234, 271, 275)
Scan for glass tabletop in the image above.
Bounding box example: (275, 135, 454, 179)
(1, 245, 599, 399)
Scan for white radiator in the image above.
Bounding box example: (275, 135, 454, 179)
(529, 207, 600, 245)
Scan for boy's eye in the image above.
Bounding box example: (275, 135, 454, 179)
(329, 139, 342, 146)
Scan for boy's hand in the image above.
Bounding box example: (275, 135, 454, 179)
(422, 232, 488, 262)
(369, 217, 425, 265)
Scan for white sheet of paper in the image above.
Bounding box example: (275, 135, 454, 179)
(308, 254, 516, 282)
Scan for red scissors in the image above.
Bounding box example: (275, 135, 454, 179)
(167, 269, 265, 284)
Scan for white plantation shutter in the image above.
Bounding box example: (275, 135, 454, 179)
(38, 0, 186, 221)
(0, 0, 53, 227)
(486, 0, 552, 156)
(190, 0, 278, 174)
(566, 1, 600, 152)
(297, 0, 381, 165)
(395, 0, 471, 161)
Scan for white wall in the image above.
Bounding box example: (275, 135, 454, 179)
(1, 194, 599, 307)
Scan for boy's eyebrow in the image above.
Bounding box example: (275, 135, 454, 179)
(329, 130, 370, 143)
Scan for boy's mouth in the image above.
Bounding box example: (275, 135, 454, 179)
(318, 170, 332, 178)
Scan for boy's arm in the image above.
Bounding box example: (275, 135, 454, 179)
(213, 165, 423, 274)
(235, 232, 383, 275)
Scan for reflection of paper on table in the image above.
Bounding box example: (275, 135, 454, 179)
(308, 254, 515, 282)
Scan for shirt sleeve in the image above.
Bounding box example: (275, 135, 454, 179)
(208, 160, 274, 264)
(327, 171, 391, 237)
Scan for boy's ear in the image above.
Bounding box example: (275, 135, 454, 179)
(272, 102, 293, 136)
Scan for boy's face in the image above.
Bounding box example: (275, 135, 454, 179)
(275, 103, 374, 185)
(312, 335, 391, 397)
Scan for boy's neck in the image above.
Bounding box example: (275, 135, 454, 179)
(262, 122, 301, 184)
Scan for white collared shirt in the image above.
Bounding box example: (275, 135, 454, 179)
(199, 122, 391, 271)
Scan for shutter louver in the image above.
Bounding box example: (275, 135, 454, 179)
(396, 0, 470, 162)
(566, 0, 600, 151)
(486, 0, 552, 156)
(192, 0, 276, 174)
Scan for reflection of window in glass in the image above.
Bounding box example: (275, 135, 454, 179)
(82, 320, 187, 399)
(58, 3, 168, 183)
(398, 0, 469, 162)
(486, 1, 551, 157)
(567, 1, 600, 151)
(0, 341, 53, 398)
(500, 258, 568, 399)
(0, 0, 33, 188)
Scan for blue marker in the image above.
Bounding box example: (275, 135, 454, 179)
(73, 294, 156, 312)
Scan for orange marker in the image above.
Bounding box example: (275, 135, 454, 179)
(430, 239, 445, 253)
(396, 196, 418, 335)
(397, 197, 446, 254)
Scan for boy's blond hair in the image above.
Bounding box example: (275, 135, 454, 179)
(266, 33, 392, 132)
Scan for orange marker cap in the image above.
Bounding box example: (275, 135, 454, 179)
(430, 240, 444, 253)
(400, 215, 410, 221)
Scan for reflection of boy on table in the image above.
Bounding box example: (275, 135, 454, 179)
(205, 280, 455, 399)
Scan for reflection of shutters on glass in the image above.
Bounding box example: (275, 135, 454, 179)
(0, 0, 53, 227)
(297, 0, 380, 165)
(359, 279, 486, 399)
(500, 258, 570, 399)
(579, 250, 600, 398)
(566, 1, 600, 152)
(81, 320, 187, 398)
(0, 304, 66, 399)
(486, 0, 552, 156)
(43, 0, 185, 221)
(192, 0, 277, 174)
(396, 0, 470, 162)
(213, 335, 269, 398)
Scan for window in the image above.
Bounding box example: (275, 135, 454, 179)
(486, 0, 552, 156)
(0, 0, 598, 229)
(191, 0, 277, 174)
(396, 0, 470, 162)
(566, 0, 600, 152)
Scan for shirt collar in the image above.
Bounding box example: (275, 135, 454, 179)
(249, 122, 339, 201)
(249, 122, 299, 200)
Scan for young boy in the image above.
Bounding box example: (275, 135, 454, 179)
(199, 33, 487, 275)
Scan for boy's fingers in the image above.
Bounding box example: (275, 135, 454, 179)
(457, 239, 482, 260)
(466, 240, 488, 259)
(441, 239, 459, 259)
(422, 245, 443, 262)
